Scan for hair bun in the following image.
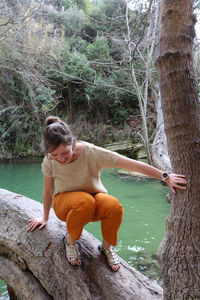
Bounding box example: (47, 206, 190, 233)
(45, 116, 61, 126)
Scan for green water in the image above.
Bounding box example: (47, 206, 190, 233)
(0, 161, 170, 297)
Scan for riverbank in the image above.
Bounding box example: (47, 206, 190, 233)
(0, 153, 43, 163)
(0, 139, 146, 163)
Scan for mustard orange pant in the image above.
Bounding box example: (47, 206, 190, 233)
(53, 191, 124, 246)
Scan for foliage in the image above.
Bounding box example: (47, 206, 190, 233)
(60, 6, 85, 36)
(86, 37, 111, 62)
(63, 52, 95, 80)
(54, 0, 92, 13)
(69, 36, 89, 53)
(0, 0, 160, 158)
(88, 0, 127, 36)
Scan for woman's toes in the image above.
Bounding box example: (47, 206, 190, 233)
(71, 259, 81, 266)
(76, 259, 81, 266)
(112, 264, 120, 271)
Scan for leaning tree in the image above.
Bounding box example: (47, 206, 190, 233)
(156, 0, 200, 299)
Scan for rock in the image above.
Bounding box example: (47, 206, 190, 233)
(104, 140, 134, 152)
(117, 169, 151, 178)
(0, 189, 163, 300)
(136, 145, 147, 160)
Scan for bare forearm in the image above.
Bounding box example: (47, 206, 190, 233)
(42, 176, 55, 221)
(128, 160, 163, 180)
(115, 156, 163, 180)
(43, 192, 54, 221)
(115, 155, 187, 194)
(28, 176, 55, 232)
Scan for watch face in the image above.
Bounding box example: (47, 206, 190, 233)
(163, 172, 168, 179)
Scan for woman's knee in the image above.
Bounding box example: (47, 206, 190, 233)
(103, 196, 124, 219)
(94, 193, 124, 220)
(109, 201, 124, 218)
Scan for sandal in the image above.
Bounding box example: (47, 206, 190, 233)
(63, 236, 81, 266)
(98, 244, 120, 271)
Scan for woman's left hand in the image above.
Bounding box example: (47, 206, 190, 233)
(166, 174, 187, 194)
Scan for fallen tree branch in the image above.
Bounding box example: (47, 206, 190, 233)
(0, 188, 163, 300)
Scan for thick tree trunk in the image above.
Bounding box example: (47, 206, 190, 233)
(156, 0, 200, 299)
(0, 189, 162, 300)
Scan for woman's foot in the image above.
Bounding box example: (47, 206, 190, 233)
(63, 235, 81, 266)
(99, 240, 120, 271)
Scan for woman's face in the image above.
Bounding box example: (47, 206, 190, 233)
(50, 143, 74, 165)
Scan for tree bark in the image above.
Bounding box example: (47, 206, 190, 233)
(156, 0, 200, 299)
(0, 188, 162, 300)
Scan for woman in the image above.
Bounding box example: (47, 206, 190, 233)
(28, 116, 187, 271)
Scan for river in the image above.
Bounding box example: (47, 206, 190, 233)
(0, 161, 170, 298)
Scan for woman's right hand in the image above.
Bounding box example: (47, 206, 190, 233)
(28, 217, 48, 232)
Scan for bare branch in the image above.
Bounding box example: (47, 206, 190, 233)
(0, 118, 20, 141)
(131, 0, 154, 62)
(0, 106, 22, 116)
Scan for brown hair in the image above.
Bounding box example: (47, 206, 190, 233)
(43, 116, 74, 153)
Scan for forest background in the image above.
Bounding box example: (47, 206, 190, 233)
(1, 0, 200, 161)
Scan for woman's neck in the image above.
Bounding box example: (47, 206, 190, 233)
(70, 142, 84, 163)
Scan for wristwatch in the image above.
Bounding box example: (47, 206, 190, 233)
(162, 172, 169, 182)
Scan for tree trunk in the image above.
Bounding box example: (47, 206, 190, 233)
(156, 0, 200, 299)
(0, 189, 162, 300)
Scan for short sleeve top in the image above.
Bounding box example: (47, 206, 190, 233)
(41, 141, 120, 194)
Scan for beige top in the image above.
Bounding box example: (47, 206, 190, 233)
(41, 141, 120, 194)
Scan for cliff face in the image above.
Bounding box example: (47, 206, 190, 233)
(0, 188, 163, 300)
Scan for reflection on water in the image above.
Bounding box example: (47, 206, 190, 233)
(0, 285, 9, 300)
(0, 161, 170, 295)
